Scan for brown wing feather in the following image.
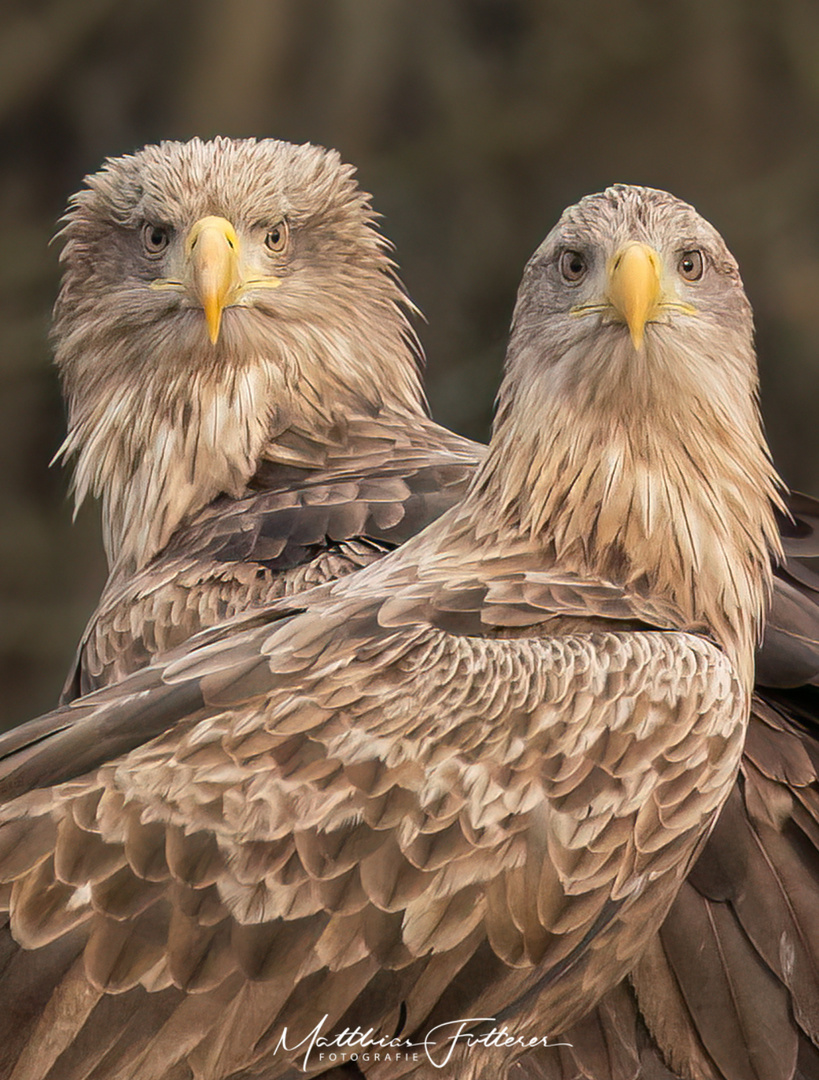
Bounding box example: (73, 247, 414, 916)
(0, 602, 742, 1080)
(758, 492, 819, 688)
(63, 417, 482, 702)
(519, 690, 819, 1080)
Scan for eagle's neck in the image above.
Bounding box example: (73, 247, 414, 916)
(58, 339, 425, 576)
(470, 345, 783, 686)
(59, 359, 274, 573)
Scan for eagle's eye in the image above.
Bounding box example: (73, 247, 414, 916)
(559, 249, 587, 283)
(141, 223, 172, 257)
(678, 250, 704, 282)
(265, 221, 289, 253)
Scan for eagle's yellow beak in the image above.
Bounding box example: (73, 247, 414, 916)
(607, 243, 662, 351)
(186, 216, 241, 344)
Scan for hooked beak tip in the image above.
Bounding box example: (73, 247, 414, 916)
(205, 304, 222, 344)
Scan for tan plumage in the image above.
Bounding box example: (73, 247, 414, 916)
(0, 626, 741, 1080)
(0, 185, 793, 1079)
(53, 136, 483, 700)
(520, 682, 819, 1080)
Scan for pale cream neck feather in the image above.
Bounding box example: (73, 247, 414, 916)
(59, 358, 280, 574)
(468, 338, 784, 688)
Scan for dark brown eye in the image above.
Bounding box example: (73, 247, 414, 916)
(265, 220, 289, 253)
(141, 222, 171, 256)
(559, 249, 587, 283)
(678, 249, 704, 281)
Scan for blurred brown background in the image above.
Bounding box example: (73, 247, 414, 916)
(3, 0, 819, 726)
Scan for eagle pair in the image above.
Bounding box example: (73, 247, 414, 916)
(0, 138, 817, 1080)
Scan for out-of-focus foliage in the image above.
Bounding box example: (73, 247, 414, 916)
(3, 0, 819, 725)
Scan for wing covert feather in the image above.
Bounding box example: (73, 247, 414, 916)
(64, 421, 483, 701)
(519, 690, 819, 1080)
(0, 623, 744, 1079)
